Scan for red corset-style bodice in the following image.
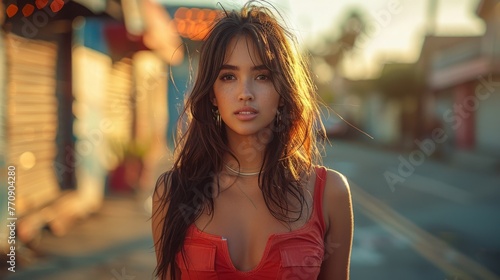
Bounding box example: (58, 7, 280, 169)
(176, 167, 328, 280)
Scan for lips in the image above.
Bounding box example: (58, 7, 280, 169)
(234, 106, 258, 120)
(234, 106, 258, 115)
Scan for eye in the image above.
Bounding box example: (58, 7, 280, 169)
(219, 73, 235, 81)
(256, 73, 271, 81)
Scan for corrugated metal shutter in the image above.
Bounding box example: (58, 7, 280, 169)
(5, 34, 60, 217)
(72, 47, 134, 197)
(104, 58, 134, 163)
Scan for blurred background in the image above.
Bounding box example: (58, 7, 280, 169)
(0, 0, 499, 279)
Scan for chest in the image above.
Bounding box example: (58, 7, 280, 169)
(193, 179, 315, 271)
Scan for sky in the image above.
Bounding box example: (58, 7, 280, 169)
(159, 0, 486, 79)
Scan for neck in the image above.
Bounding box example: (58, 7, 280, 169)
(225, 131, 268, 171)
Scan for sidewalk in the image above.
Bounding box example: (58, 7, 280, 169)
(5, 193, 156, 280)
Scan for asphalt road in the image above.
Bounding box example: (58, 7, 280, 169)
(325, 140, 500, 280)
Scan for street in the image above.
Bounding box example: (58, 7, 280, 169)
(327, 141, 500, 280)
(4, 140, 500, 280)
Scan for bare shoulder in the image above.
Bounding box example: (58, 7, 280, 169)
(323, 168, 350, 196)
(153, 171, 173, 202)
(317, 167, 354, 280)
(320, 167, 353, 231)
(152, 171, 173, 258)
(152, 171, 173, 231)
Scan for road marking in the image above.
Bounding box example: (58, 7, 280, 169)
(350, 181, 500, 280)
(401, 172, 471, 204)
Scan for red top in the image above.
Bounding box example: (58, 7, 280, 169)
(176, 167, 327, 280)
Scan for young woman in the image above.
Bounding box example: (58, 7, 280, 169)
(152, 1, 353, 279)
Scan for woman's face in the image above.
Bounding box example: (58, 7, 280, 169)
(212, 35, 281, 138)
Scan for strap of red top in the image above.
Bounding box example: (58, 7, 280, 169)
(313, 166, 327, 232)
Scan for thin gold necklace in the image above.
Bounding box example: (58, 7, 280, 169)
(224, 164, 261, 177)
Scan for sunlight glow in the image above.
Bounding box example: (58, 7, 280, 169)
(157, 0, 485, 79)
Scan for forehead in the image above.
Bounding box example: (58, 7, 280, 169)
(223, 35, 263, 65)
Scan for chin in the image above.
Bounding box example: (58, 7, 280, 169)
(230, 126, 274, 138)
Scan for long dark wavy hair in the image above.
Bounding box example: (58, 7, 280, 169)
(153, 1, 325, 279)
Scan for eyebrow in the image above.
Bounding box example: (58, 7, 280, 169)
(220, 64, 268, 71)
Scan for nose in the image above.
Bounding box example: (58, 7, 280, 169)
(238, 80, 254, 101)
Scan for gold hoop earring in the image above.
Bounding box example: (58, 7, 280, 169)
(275, 109, 282, 126)
(213, 108, 221, 129)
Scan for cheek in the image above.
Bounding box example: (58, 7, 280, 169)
(212, 85, 225, 106)
(213, 83, 233, 100)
